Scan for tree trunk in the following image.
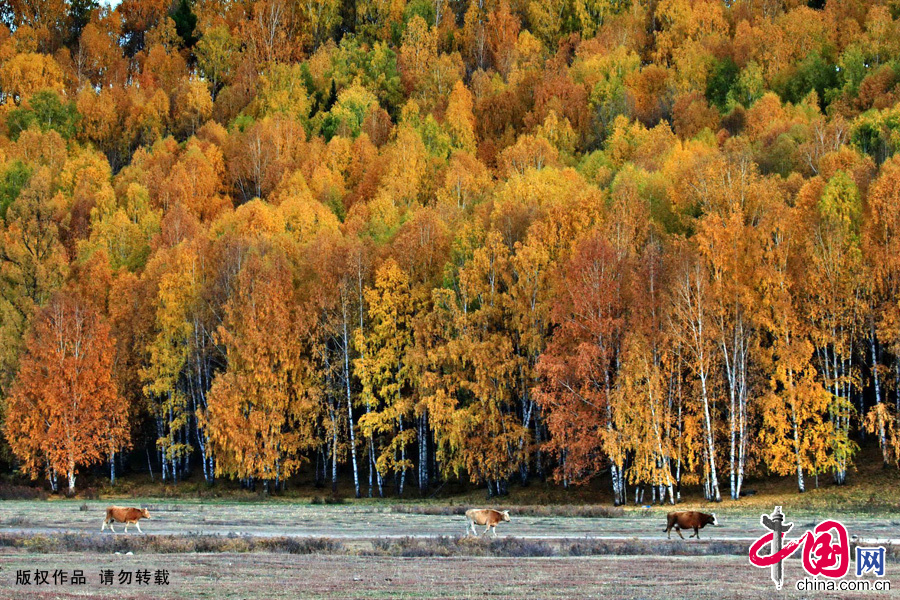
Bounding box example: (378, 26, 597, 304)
(728, 386, 737, 500)
(418, 411, 428, 495)
(191, 344, 213, 484)
(794, 422, 805, 495)
(342, 315, 360, 498)
(367, 436, 373, 497)
(518, 392, 534, 485)
(356, 254, 381, 498)
(610, 462, 626, 505)
(315, 446, 324, 488)
(48, 465, 58, 493)
(870, 324, 888, 466)
(168, 404, 178, 484)
(737, 342, 747, 499)
(723, 335, 737, 501)
(330, 412, 339, 495)
(647, 358, 675, 505)
(182, 422, 190, 477)
(158, 415, 168, 483)
(146, 448, 154, 482)
(675, 367, 683, 503)
(700, 371, 721, 501)
(828, 342, 848, 485)
(398, 414, 406, 497)
(896, 360, 900, 415)
(682, 264, 719, 501)
(789, 369, 805, 493)
(533, 408, 545, 480)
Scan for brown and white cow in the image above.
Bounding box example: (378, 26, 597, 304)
(664, 511, 718, 540)
(101, 506, 151, 534)
(465, 508, 510, 537)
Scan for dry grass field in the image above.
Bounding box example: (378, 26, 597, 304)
(0, 500, 898, 542)
(0, 553, 896, 600)
(0, 499, 896, 599)
(0, 461, 896, 599)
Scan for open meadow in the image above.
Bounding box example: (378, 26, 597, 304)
(0, 496, 897, 599)
(2, 553, 895, 600)
(0, 499, 899, 542)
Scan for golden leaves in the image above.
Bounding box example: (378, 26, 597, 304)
(4, 292, 128, 487)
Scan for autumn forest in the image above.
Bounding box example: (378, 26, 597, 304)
(2, 0, 900, 504)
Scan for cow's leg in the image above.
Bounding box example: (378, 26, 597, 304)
(483, 525, 490, 536)
(136, 522, 143, 534)
(675, 527, 684, 540)
(124, 522, 129, 533)
(109, 523, 116, 533)
(490, 526, 497, 538)
(101, 520, 106, 532)
(694, 527, 700, 540)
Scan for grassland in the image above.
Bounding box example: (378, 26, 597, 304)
(3, 553, 897, 600)
(0, 449, 897, 598)
(0, 499, 896, 598)
(0, 499, 898, 542)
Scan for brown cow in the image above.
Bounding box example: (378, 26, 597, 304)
(664, 511, 719, 540)
(465, 508, 510, 537)
(101, 507, 151, 534)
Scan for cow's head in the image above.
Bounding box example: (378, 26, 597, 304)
(501, 510, 510, 522)
(709, 513, 719, 526)
(141, 508, 151, 519)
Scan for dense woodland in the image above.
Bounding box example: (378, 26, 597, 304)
(2, 0, 900, 503)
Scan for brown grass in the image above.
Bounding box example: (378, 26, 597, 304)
(3, 532, 891, 561)
(310, 495, 346, 505)
(0, 533, 343, 554)
(0, 483, 47, 501)
(364, 536, 749, 558)
(0, 553, 847, 600)
(389, 504, 624, 518)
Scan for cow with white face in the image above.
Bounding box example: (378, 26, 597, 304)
(465, 508, 511, 537)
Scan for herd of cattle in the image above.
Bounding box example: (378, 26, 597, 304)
(100, 506, 721, 540)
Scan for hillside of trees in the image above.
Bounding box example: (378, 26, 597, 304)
(2, 0, 900, 502)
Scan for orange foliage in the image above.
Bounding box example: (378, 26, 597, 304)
(5, 292, 128, 493)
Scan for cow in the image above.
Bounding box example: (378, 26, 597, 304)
(465, 508, 510, 537)
(101, 507, 151, 534)
(664, 511, 719, 540)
